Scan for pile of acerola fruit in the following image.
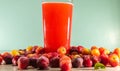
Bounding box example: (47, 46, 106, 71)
(0, 45, 120, 71)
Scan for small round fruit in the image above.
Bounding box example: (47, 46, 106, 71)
(100, 54, 109, 66)
(29, 57, 38, 68)
(60, 56, 72, 71)
(2, 52, 13, 64)
(99, 47, 105, 54)
(91, 56, 100, 66)
(69, 46, 78, 55)
(109, 54, 119, 67)
(102, 49, 110, 55)
(91, 46, 98, 50)
(26, 46, 33, 53)
(60, 55, 71, 62)
(46, 52, 59, 59)
(0, 56, 3, 64)
(35, 46, 44, 54)
(11, 50, 20, 56)
(18, 57, 29, 70)
(12, 55, 21, 66)
(32, 46, 38, 53)
(60, 61, 72, 71)
(113, 48, 120, 59)
(82, 48, 91, 55)
(91, 49, 100, 56)
(57, 46, 66, 55)
(37, 56, 49, 70)
(72, 57, 83, 68)
(83, 55, 92, 67)
(82, 55, 91, 60)
(77, 45, 84, 54)
(83, 58, 93, 67)
(50, 56, 60, 68)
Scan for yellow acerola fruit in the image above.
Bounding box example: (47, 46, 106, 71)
(91, 48, 100, 56)
(26, 46, 33, 52)
(11, 49, 20, 56)
(57, 46, 66, 55)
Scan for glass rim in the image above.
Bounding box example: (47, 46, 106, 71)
(42, 0, 73, 3)
(42, 2, 73, 6)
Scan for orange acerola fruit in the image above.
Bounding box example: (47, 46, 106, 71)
(57, 46, 66, 55)
(26, 46, 33, 53)
(91, 46, 98, 50)
(113, 48, 120, 59)
(82, 48, 91, 55)
(91, 48, 100, 56)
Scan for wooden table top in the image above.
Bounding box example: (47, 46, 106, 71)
(0, 65, 120, 71)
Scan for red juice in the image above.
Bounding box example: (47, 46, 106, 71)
(42, 2, 73, 53)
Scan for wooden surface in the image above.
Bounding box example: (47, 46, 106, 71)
(0, 65, 120, 71)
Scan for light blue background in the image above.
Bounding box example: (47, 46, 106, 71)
(0, 0, 120, 51)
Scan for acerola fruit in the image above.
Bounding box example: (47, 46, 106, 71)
(109, 54, 119, 67)
(37, 56, 49, 70)
(60, 56, 72, 71)
(18, 57, 29, 70)
(57, 46, 66, 55)
(91, 48, 100, 56)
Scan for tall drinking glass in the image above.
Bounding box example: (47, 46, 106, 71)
(42, 0, 73, 53)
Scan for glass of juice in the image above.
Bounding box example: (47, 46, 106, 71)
(42, 0, 73, 53)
